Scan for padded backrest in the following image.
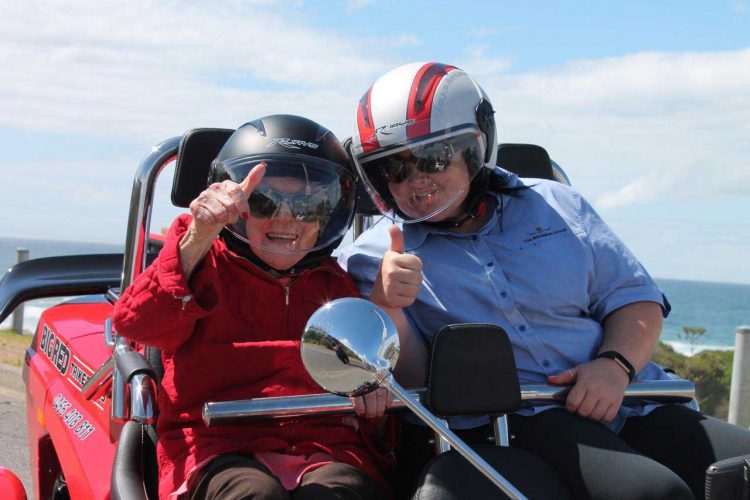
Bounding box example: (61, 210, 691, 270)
(171, 128, 234, 208)
(427, 323, 521, 416)
(497, 143, 557, 181)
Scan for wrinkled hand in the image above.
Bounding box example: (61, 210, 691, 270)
(548, 358, 630, 423)
(350, 388, 394, 419)
(187, 162, 266, 242)
(369, 225, 423, 309)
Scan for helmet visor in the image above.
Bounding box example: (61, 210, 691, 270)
(217, 154, 356, 254)
(354, 126, 485, 222)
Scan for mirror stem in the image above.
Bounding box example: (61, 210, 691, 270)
(381, 373, 527, 500)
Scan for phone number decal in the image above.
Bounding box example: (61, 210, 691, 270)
(52, 393, 96, 440)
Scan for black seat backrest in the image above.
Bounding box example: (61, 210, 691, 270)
(171, 128, 234, 208)
(497, 143, 557, 180)
(428, 323, 521, 417)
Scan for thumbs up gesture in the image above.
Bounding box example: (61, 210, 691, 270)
(188, 162, 267, 242)
(370, 225, 424, 309)
(180, 162, 266, 278)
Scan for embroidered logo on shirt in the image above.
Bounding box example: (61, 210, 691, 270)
(523, 226, 568, 243)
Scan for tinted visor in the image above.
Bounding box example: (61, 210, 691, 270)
(377, 136, 469, 184)
(248, 188, 333, 223)
(217, 154, 356, 254)
(354, 128, 484, 222)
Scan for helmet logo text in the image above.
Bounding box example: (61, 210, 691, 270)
(375, 119, 415, 136)
(267, 138, 320, 150)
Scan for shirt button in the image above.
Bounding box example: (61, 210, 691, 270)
(472, 235, 478, 241)
(487, 262, 494, 267)
(543, 360, 551, 367)
(500, 291, 507, 298)
(519, 325, 527, 332)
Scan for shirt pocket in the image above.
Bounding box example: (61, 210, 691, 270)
(509, 231, 592, 314)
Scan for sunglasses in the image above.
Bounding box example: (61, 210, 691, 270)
(248, 188, 331, 222)
(376, 139, 469, 184)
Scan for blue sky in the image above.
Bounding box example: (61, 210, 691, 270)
(0, 0, 748, 284)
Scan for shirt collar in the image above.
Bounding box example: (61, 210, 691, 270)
(403, 167, 521, 251)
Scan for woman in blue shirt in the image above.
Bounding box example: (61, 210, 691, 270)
(340, 61, 750, 499)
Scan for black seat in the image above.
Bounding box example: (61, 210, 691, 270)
(412, 324, 570, 499)
(415, 446, 570, 500)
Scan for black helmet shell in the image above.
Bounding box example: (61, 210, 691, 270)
(209, 115, 357, 274)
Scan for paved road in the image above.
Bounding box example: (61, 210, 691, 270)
(0, 363, 32, 496)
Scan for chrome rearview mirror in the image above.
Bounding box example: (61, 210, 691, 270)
(301, 298, 399, 396)
(301, 298, 527, 500)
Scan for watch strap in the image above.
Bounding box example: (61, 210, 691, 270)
(595, 350, 635, 382)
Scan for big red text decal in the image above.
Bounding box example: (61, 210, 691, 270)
(39, 324, 70, 376)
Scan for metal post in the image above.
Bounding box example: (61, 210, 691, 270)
(12, 248, 29, 334)
(493, 415, 510, 446)
(728, 325, 750, 428)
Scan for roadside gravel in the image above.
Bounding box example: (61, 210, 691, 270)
(0, 362, 32, 496)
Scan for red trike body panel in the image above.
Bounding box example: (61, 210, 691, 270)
(23, 300, 119, 500)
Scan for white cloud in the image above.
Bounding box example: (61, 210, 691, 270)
(0, 1, 398, 142)
(386, 34, 422, 48)
(460, 45, 514, 80)
(479, 48, 750, 207)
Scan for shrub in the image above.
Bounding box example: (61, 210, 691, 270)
(651, 342, 733, 419)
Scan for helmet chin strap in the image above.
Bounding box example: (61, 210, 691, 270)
(423, 198, 487, 230)
(424, 169, 490, 230)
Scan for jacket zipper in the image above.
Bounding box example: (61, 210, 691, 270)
(175, 294, 193, 311)
(283, 282, 295, 447)
(283, 284, 291, 336)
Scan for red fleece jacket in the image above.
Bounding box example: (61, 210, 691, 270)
(113, 215, 390, 499)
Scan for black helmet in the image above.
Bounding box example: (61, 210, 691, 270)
(209, 114, 357, 273)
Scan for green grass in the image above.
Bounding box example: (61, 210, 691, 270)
(0, 328, 32, 366)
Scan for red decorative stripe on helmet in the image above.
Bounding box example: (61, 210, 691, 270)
(406, 63, 456, 140)
(356, 86, 380, 153)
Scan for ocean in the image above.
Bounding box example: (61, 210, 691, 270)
(0, 236, 123, 333)
(1, 236, 749, 355)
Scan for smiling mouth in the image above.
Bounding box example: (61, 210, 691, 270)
(411, 187, 440, 204)
(265, 231, 299, 243)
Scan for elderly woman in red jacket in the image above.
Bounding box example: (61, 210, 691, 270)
(113, 115, 392, 500)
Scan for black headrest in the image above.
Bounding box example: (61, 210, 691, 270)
(428, 323, 521, 416)
(171, 128, 234, 208)
(341, 137, 381, 216)
(497, 143, 557, 181)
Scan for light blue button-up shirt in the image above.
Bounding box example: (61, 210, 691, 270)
(338, 169, 674, 431)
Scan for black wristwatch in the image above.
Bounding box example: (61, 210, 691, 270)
(595, 351, 635, 382)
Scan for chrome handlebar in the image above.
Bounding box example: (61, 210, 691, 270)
(203, 379, 695, 426)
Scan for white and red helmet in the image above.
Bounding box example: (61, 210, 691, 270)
(351, 62, 497, 222)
